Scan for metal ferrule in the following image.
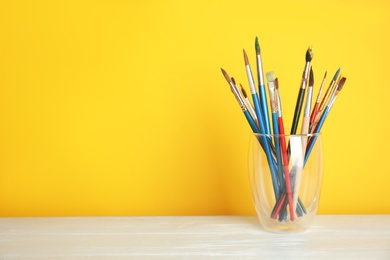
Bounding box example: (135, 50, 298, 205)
(230, 82, 247, 111)
(328, 86, 339, 110)
(245, 98, 257, 120)
(316, 77, 326, 102)
(328, 95, 337, 109)
(319, 81, 335, 111)
(245, 65, 257, 94)
(300, 62, 310, 89)
(267, 83, 276, 112)
(256, 55, 265, 86)
(304, 86, 313, 117)
(304, 62, 310, 79)
(329, 82, 339, 103)
(275, 90, 282, 117)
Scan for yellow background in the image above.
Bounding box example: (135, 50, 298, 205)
(0, 0, 389, 216)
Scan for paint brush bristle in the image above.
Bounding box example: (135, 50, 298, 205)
(231, 77, 236, 85)
(333, 68, 341, 81)
(309, 67, 314, 86)
(306, 47, 313, 62)
(243, 49, 250, 65)
(266, 71, 275, 83)
(221, 68, 232, 83)
(240, 84, 248, 98)
(255, 37, 261, 54)
(337, 77, 347, 91)
(274, 78, 279, 90)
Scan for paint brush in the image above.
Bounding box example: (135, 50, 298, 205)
(221, 68, 259, 133)
(239, 83, 259, 129)
(266, 72, 284, 195)
(273, 77, 295, 221)
(242, 55, 276, 157)
(310, 71, 327, 128)
(291, 68, 314, 212)
(255, 37, 271, 135)
(266, 72, 279, 138)
(243, 49, 266, 134)
(311, 68, 340, 131)
(318, 68, 341, 113)
(221, 68, 280, 198)
(301, 68, 314, 145)
(272, 78, 307, 219)
(306, 77, 347, 162)
(290, 47, 313, 135)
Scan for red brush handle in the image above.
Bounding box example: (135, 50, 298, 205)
(310, 102, 320, 125)
(277, 117, 294, 221)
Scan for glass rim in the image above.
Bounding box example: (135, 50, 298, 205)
(252, 132, 321, 138)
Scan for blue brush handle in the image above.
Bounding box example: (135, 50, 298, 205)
(251, 92, 275, 155)
(251, 93, 266, 134)
(243, 110, 259, 133)
(271, 112, 279, 136)
(249, 95, 280, 198)
(304, 106, 329, 164)
(259, 84, 271, 135)
(255, 134, 280, 198)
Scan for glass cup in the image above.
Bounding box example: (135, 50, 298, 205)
(248, 132, 323, 232)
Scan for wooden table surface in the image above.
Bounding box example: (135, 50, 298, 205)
(1, 215, 389, 259)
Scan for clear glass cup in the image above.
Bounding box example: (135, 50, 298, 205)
(248, 132, 323, 232)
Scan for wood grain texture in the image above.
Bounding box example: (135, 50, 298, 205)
(0, 215, 389, 259)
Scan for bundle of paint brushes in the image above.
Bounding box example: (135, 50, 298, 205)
(221, 37, 346, 221)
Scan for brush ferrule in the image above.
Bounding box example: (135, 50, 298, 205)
(230, 82, 246, 110)
(300, 77, 307, 90)
(316, 77, 326, 102)
(329, 82, 339, 103)
(300, 62, 310, 89)
(268, 85, 275, 101)
(245, 98, 257, 120)
(328, 95, 337, 109)
(304, 86, 313, 117)
(256, 55, 265, 86)
(245, 65, 257, 94)
(327, 79, 343, 111)
(304, 62, 311, 79)
(319, 81, 335, 112)
(270, 100, 277, 113)
(276, 90, 282, 117)
(267, 83, 276, 111)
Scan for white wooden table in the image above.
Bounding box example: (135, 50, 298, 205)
(0, 215, 389, 259)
